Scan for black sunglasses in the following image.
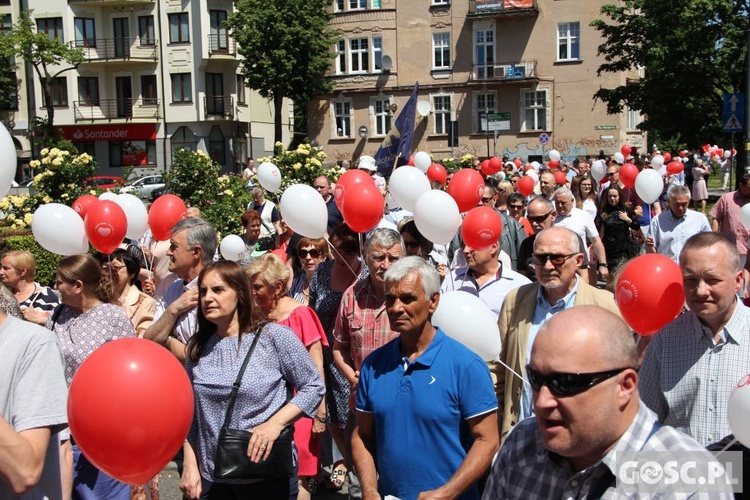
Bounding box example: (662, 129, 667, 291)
(509, 204, 525, 210)
(404, 240, 422, 249)
(299, 249, 321, 259)
(525, 365, 634, 397)
(532, 253, 578, 266)
(527, 211, 553, 223)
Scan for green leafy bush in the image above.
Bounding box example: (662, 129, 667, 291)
(258, 141, 343, 195)
(0, 231, 61, 287)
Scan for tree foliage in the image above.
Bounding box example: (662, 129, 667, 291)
(591, 0, 748, 147)
(227, 0, 338, 143)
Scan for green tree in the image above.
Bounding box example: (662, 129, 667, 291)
(227, 0, 338, 143)
(1, 11, 84, 139)
(591, 0, 748, 148)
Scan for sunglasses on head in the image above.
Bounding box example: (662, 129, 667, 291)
(527, 211, 552, 223)
(525, 365, 634, 396)
(299, 249, 321, 259)
(532, 252, 578, 266)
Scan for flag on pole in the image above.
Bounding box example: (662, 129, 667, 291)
(374, 83, 419, 177)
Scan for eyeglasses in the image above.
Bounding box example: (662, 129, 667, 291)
(606, 172, 617, 177)
(481, 197, 494, 203)
(526, 365, 634, 397)
(532, 253, 578, 266)
(104, 264, 126, 273)
(509, 204, 524, 210)
(527, 211, 553, 224)
(299, 249, 321, 259)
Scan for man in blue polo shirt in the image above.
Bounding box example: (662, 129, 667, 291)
(351, 256, 499, 500)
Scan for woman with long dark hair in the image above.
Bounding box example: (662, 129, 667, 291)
(598, 185, 641, 278)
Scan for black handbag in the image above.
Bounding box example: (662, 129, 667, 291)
(213, 329, 295, 480)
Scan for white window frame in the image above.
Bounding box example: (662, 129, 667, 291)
(348, 0, 367, 10)
(520, 88, 549, 132)
(334, 0, 344, 11)
(370, 96, 393, 137)
(335, 40, 346, 75)
(331, 98, 353, 138)
(474, 28, 495, 79)
(627, 107, 642, 130)
(431, 93, 453, 135)
(372, 37, 383, 72)
(432, 0, 450, 4)
(474, 91, 497, 133)
(432, 32, 451, 70)
(348, 38, 369, 74)
(557, 22, 580, 62)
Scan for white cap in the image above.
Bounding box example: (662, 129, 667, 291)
(358, 155, 377, 171)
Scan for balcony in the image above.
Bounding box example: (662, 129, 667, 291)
(68, 0, 154, 6)
(74, 98, 160, 122)
(207, 34, 237, 58)
(73, 38, 159, 63)
(470, 60, 537, 82)
(468, 0, 538, 17)
(204, 95, 234, 118)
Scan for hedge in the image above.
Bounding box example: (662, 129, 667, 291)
(0, 230, 61, 287)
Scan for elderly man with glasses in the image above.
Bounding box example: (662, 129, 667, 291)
(495, 227, 620, 442)
(483, 306, 734, 499)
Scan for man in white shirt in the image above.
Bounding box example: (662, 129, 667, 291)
(646, 185, 711, 262)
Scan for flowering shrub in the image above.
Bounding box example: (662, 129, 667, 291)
(0, 195, 38, 230)
(439, 154, 475, 173)
(31, 147, 96, 204)
(258, 141, 343, 195)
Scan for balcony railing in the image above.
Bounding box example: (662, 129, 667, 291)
(468, 0, 538, 16)
(72, 38, 159, 62)
(204, 95, 234, 118)
(74, 98, 160, 121)
(471, 60, 537, 81)
(207, 34, 237, 57)
(69, 0, 154, 5)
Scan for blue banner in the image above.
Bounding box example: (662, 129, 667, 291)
(374, 83, 419, 177)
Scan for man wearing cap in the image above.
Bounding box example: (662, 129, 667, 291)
(358, 155, 386, 194)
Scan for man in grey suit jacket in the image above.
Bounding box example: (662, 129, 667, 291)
(495, 227, 621, 441)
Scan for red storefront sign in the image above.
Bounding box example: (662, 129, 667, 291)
(57, 124, 157, 142)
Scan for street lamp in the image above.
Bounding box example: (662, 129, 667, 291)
(358, 125, 368, 139)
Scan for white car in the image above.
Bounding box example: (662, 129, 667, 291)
(120, 175, 165, 199)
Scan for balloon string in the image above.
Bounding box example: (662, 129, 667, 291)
(326, 239, 360, 281)
(495, 358, 531, 387)
(715, 437, 738, 457)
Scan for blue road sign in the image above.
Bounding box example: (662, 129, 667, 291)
(539, 133, 550, 145)
(723, 94, 744, 133)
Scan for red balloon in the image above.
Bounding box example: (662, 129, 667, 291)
(554, 171, 567, 185)
(621, 144, 632, 157)
(148, 194, 187, 241)
(619, 163, 639, 188)
(72, 195, 99, 220)
(480, 160, 491, 176)
(447, 168, 486, 213)
(406, 154, 415, 166)
(702, 144, 711, 154)
(427, 163, 447, 185)
(461, 207, 503, 251)
(717, 149, 724, 158)
(732, 148, 737, 157)
(340, 182, 385, 233)
(333, 169, 374, 210)
(679, 150, 686, 158)
(666, 161, 684, 174)
(84, 200, 127, 254)
(548, 159, 560, 170)
(663, 152, 672, 163)
(482, 157, 502, 176)
(513, 158, 522, 169)
(615, 254, 685, 335)
(517, 176, 535, 197)
(524, 163, 534, 172)
(68, 338, 194, 484)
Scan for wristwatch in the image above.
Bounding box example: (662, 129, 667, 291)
(314, 414, 327, 423)
(598, 263, 608, 268)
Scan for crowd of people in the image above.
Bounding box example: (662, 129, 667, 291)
(1, 147, 749, 500)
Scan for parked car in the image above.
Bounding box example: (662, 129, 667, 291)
(120, 174, 165, 199)
(149, 185, 167, 202)
(85, 176, 124, 190)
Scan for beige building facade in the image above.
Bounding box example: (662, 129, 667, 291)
(308, 0, 646, 166)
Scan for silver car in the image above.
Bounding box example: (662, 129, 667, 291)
(120, 175, 165, 199)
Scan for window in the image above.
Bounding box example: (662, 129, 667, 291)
(335, 40, 346, 74)
(0, 14, 11, 33)
(333, 100, 352, 138)
(372, 0, 381, 7)
(475, 29, 494, 79)
(78, 77, 99, 106)
(208, 126, 225, 164)
(110, 140, 156, 166)
(522, 89, 547, 131)
(372, 37, 383, 71)
(335, 0, 344, 11)
(433, 95, 451, 134)
(171, 127, 198, 154)
(557, 22, 580, 61)
(432, 0, 449, 3)
(171, 73, 192, 103)
(169, 13, 189, 43)
(48, 77, 68, 107)
(372, 98, 392, 136)
(141, 75, 157, 105)
(627, 107, 642, 130)
(433, 33, 451, 69)
(236, 74, 246, 105)
(73, 141, 95, 157)
(476, 92, 496, 132)
(37, 18, 64, 40)
(349, 38, 369, 73)
(210, 11, 228, 52)
(349, 0, 366, 9)
(74, 18, 96, 47)
(139, 16, 155, 45)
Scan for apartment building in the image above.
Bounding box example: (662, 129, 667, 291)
(308, 0, 646, 166)
(4, 0, 292, 177)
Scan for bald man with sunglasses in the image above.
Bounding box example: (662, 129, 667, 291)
(483, 306, 733, 499)
(495, 227, 620, 442)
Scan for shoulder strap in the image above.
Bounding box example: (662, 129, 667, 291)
(50, 304, 66, 329)
(221, 329, 263, 430)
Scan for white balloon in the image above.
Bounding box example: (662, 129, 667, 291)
(0, 123, 16, 199)
(31, 203, 89, 255)
(432, 291, 501, 361)
(114, 193, 148, 240)
(280, 184, 328, 238)
(591, 159, 607, 182)
(388, 166, 430, 212)
(526, 170, 539, 184)
(413, 151, 432, 173)
(530, 161, 540, 170)
(548, 149, 561, 162)
(257, 162, 282, 193)
(741, 204, 750, 230)
(98, 191, 117, 201)
(634, 169, 663, 205)
(494, 171, 506, 182)
(712, 154, 721, 162)
(728, 379, 750, 447)
(613, 152, 625, 164)
(413, 190, 460, 246)
(220, 234, 246, 262)
(650, 155, 665, 169)
(724, 150, 732, 158)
